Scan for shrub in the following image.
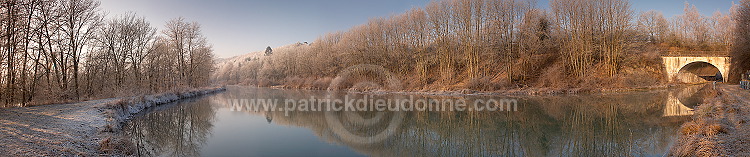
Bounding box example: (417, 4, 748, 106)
(312, 77, 333, 90)
(680, 122, 702, 135)
(465, 77, 502, 91)
(99, 137, 135, 155)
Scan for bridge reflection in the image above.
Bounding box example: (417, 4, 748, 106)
(664, 93, 694, 117)
(663, 84, 712, 117)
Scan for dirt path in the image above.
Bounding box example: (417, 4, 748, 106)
(719, 85, 750, 103)
(0, 99, 119, 156)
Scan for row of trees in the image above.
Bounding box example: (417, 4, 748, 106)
(215, 0, 743, 91)
(0, 0, 214, 106)
(551, 0, 631, 78)
(637, 3, 737, 51)
(731, 0, 750, 82)
(220, 0, 546, 88)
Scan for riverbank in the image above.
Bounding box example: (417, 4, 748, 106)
(0, 87, 225, 156)
(268, 83, 687, 97)
(670, 84, 750, 156)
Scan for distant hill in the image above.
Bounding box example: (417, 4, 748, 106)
(212, 42, 310, 85)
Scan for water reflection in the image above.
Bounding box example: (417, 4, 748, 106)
(125, 98, 216, 156)
(126, 86, 707, 156)
(663, 84, 711, 117)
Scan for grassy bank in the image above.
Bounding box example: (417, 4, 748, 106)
(264, 82, 682, 97)
(670, 85, 750, 156)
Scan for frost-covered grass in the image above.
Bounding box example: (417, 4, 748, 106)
(102, 86, 226, 130)
(670, 85, 750, 156)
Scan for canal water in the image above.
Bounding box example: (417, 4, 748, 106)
(124, 85, 712, 156)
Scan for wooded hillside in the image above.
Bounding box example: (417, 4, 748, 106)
(214, 0, 739, 92)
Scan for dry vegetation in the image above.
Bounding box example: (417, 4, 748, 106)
(99, 136, 135, 155)
(0, 0, 216, 107)
(670, 85, 750, 156)
(213, 0, 739, 92)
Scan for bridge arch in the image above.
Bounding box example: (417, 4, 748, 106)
(676, 61, 722, 83)
(662, 56, 730, 83)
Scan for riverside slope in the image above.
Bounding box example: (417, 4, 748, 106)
(0, 87, 225, 156)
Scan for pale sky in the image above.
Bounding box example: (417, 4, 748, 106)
(99, 0, 738, 58)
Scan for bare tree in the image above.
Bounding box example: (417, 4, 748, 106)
(426, 0, 455, 83)
(673, 2, 710, 49)
(0, 0, 35, 105)
(59, 0, 103, 99)
(163, 17, 214, 87)
(551, 0, 631, 77)
(88, 13, 155, 95)
(730, 0, 750, 82)
(637, 10, 669, 43)
(484, 0, 531, 83)
(517, 8, 551, 82)
(709, 11, 734, 50)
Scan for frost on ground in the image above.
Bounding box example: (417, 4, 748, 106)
(0, 87, 225, 156)
(670, 85, 750, 156)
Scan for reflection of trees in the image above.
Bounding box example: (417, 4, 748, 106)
(359, 92, 683, 156)
(129, 86, 689, 156)
(206, 86, 688, 157)
(125, 98, 216, 156)
(533, 92, 672, 156)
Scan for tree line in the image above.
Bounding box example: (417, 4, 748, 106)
(0, 0, 215, 106)
(217, 0, 744, 91)
(731, 0, 750, 82)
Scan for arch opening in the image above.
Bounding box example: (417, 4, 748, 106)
(675, 61, 722, 83)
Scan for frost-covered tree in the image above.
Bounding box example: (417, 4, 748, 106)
(264, 46, 273, 56)
(730, 0, 750, 82)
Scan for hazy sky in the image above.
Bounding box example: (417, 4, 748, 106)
(99, 0, 738, 58)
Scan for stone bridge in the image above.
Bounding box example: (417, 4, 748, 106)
(662, 52, 730, 83)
